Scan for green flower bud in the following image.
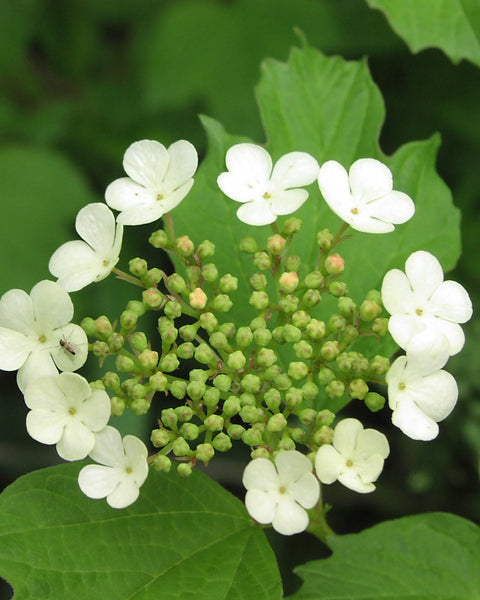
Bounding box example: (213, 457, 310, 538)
(288, 361, 309, 381)
(328, 281, 348, 297)
(251, 448, 271, 459)
(301, 380, 319, 401)
(326, 379, 345, 399)
(152, 455, 172, 472)
(198, 312, 217, 333)
(172, 436, 191, 457)
(283, 324, 302, 343)
(186, 265, 202, 286)
(324, 253, 344, 275)
(241, 374, 261, 393)
(316, 409, 335, 427)
(196, 443, 215, 463)
(338, 297, 357, 319)
(142, 287, 165, 309)
(126, 300, 146, 317)
(209, 331, 229, 351)
(167, 273, 188, 295)
(223, 396, 241, 416)
(320, 340, 340, 362)
(240, 406, 265, 423)
(302, 288, 322, 308)
(278, 437, 295, 451)
(151, 428, 172, 448)
(130, 398, 150, 415)
(194, 343, 215, 365)
(219, 274, 238, 293)
(369, 355, 390, 376)
(159, 352, 179, 372)
(293, 340, 313, 360)
(239, 236, 258, 254)
(264, 388, 282, 411)
(272, 326, 285, 343)
(318, 367, 335, 385)
(250, 317, 267, 330)
(279, 294, 299, 313)
(190, 369, 209, 384)
(253, 251, 272, 270)
(249, 290, 269, 310)
(130, 383, 147, 400)
(365, 392, 386, 412)
(180, 422, 200, 440)
(175, 405, 194, 421)
(144, 268, 163, 287)
(255, 348, 277, 368)
(359, 299, 382, 322)
(80, 316, 96, 336)
(161, 407, 178, 429)
(317, 228, 334, 251)
(285, 255, 301, 272)
(203, 387, 220, 408)
(128, 332, 147, 353)
(227, 350, 246, 370)
(267, 413, 287, 432)
(306, 319, 326, 340)
(218, 322, 235, 338)
(94, 315, 113, 340)
(120, 310, 138, 331)
(240, 391, 255, 406)
(349, 378, 369, 400)
(242, 427, 263, 446)
(103, 371, 120, 391)
(285, 387, 303, 408)
(292, 310, 311, 329)
(290, 427, 308, 443)
(228, 424, 246, 440)
(90, 380, 105, 391)
(138, 349, 159, 371)
(236, 326, 253, 349)
(176, 235, 195, 257)
(213, 374, 232, 393)
(299, 408, 317, 425)
(149, 371, 168, 392)
(313, 425, 334, 445)
(177, 342, 195, 360)
(329, 313, 347, 333)
(283, 216, 302, 235)
(202, 263, 219, 283)
(164, 300, 182, 320)
(204, 414, 224, 432)
(212, 294, 233, 312)
(264, 365, 282, 380)
(212, 432, 232, 452)
(267, 233, 286, 255)
(366, 289, 382, 304)
(253, 327, 273, 347)
(128, 257, 148, 277)
(274, 373, 292, 391)
(149, 229, 168, 248)
(279, 271, 299, 293)
(170, 380, 187, 399)
(110, 396, 125, 416)
(189, 287, 207, 310)
(342, 325, 359, 345)
(177, 463, 193, 477)
(372, 317, 389, 336)
(187, 380, 206, 401)
(115, 354, 135, 372)
(249, 272, 267, 291)
(197, 239, 215, 260)
(337, 352, 354, 373)
(304, 271, 325, 289)
(352, 355, 369, 376)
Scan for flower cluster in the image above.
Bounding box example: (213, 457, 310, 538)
(0, 138, 471, 535)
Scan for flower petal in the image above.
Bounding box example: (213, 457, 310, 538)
(354, 454, 385, 484)
(270, 152, 319, 190)
(105, 178, 157, 212)
(429, 280, 473, 323)
(338, 469, 376, 493)
(348, 213, 395, 234)
(388, 314, 421, 351)
(123, 140, 169, 189)
(0, 288, 35, 334)
(217, 172, 261, 203)
(318, 161, 352, 219)
(409, 370, 458, 422)
(0, 327, 34, 370)
(392, 397, 439, 441)
(269, 189, 309, 215)
(243, 458, 278, 492)
(57, 420, 95, 461)
(381, 269, 416, 315)
(163, 140, 198, 191)
(24, 374, 66, 411)
(405, 251, 444, 300)
(49, 324, 89, 372)
(26, 409, 65, 445)
(355, 429, 390, 461)
(79, 390, 112, 432)
(107, 478, 141, 509)
(275, 450, 313, 484)
(30, 280, 73, 331)
(272, 496, 309, 535)
(366, 191, 414, 224)
(237, 201, 276, 226)
(115, 202, 166, 226)
(78, 464, 119, 499)
(333, 418, 364, 457)
(348, 158, 393, 200)
(225, 143, 272, 185)
(245, 489, 277, 524)
(17, 350, 58, 393)
(315, 445, 344, 484)
(89, 426, 126, 468)
(158, 179, 194, 214)
(49, 241, 105, 292)
(288, 473, 320, 509)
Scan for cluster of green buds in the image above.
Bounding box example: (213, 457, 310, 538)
(81, 216, 390, 476)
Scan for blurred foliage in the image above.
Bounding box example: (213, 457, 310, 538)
(1, 0, 480, 597)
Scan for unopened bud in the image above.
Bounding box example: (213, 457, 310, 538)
(219, 322, 235, 338)
(209, 331, 229, 350)
(264, 388, 281, 411)
(228, 424, 245, 440)
(227, 350, 246, 370)
(302, 289, 322, 308)
(318, 367, 335, 385)
(212, 432, 232, 452)
(142, 287, 164, 309)
(120, 310, 138, 331)
(306, 319, 326, 340)
(316, 409, 335, 427)
(203, 387, 220, 408)
(223, 396, 241, 416)
(359, 300, 382, 322)
(314, 425, 334, 445)
(342, 325, 359, 345)
(172, 437, 191, 457)
(202, 263, 219, 283)
(179, 324, 198, 341)
(110, 396, 125, 416)
(285, 387, 303, 408)
(253, 251, 272, 270)
(170, 380, 187, 399)
(288, 361, 309, 381)
(151, 428, 171, 448)
(365, 392, 386, 412)
(372, 317, 389, 336)
(194, 343, 214, 365)
(326, 380, 345, 399)
(94, 316, 113, 340)
(267, 413, 287, 432)
(149, 229, 168, 248)
(279, 294, 299, 313)
(283, 216, 302, 235)
(293, 340, 313, 360)
(317, 228, 334, 251)
(251, 448, 271, 459)
(186, 265, 201, 285)
(283, 324, 301, 343)
(129, 257, 148, 277)
(80, 316, 96, 336)
(143, 268, 163, 287)
(189, 288, 207, 310)
(167, 273, 187, 295)
(329, 313, 347, 333)
(197, 239, 215, 260)
(285, 255, 301, 272)
(338, 297, 357, 318)
(274, 373, 292, 391)
(279, 271, 299, 293)
(304, 271, 324, 289)
(175, 235, 194, 257)
(164, 300, 182, 320)
(292, 310, 311, 329)
(115, 354, 135, 373)
(249, 272, 267, 290)
(196, 443, 215, 463)
(328, 281, 348, 297)
(177, 463, 193, 477)
(366, 289, 382, 304)
(159, 353, 179, 372)
(236, 326, 253, 349)
(219, 274, 238, 293)
(212, 293, 233, 312)
(324, 253, 344, 275)
(177, 342, 194, 359)
(299, 409, 317, 425)
(301, 380, 319, 401)
(255, 347, 277, 367)
(242, 427, 263, 446)
(130, 398, 150, 415)
(138, 349, 158, 371)
(267, 234, 286, 255)
(241, 374, 261, 393)
(186, 380, 206, 401)
(204, 414, 224, 432)
(278, 437, 295, 451)
(239, 236, 258, 254)
(320, 340, 340, 362)
(180, 423, 200, 440)
(149, 371, 168, 392)
(349, 378, 369, 400)
(152, 455, 172, 472)
(369, 355, 390, 376)
(213, 374, 232, 393)
(249, 290, 269, 310)
(175, 406, 194, 421)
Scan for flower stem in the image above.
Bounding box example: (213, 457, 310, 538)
(112, 268, 145, 288)
(306, 501, 335, 546)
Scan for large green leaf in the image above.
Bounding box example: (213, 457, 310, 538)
(0, 462, 282, 600)
(367, 0, 480, 68)
(291, 512, 480, 599)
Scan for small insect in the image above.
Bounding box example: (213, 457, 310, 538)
(59, 337, 78, 357)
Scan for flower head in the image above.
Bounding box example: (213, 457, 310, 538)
(318, 158, 415, 233)
(381, 250, 473, 355)
(217, 143, 319, 226)
(242, 450, 320, 535)
(78, 426, 149, 508)
(386, 332, 458, 441)
(0, 280, 88, 392)
(49, 203, 123, 292)
(24, 372, 111, 460)
(315, 418, 389, 493)
(105, 139, 198, 225)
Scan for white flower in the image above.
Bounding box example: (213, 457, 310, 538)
(49, 203, 123, 292)
(78, 426, 149, 509)
(105, 139, 198, 225)
(317, 158, 415, 233)
(242, 450, 320, 535)
(0, 280, 88, 392)
(386, 333, 458, 441)
(217, 143, 319, 226)
(381, 250, 473, 356)
(24, 372, 111, 461)
(315, 418, 389, 494)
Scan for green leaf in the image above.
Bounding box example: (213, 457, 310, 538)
(291, 513, 480, 599)
(0, 462, 282, 600)
(367, 0, 480, 68)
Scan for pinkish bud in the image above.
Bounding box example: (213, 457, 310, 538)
(324, 253, 344, 275)
(189, 287, 207, 310)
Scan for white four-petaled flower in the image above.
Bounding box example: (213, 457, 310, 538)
(105, 139, 198, 225)
(0, 280, 88, 392)
(318, 158, 415, 233)
(49, 203, 123, 292)
(315, 418, 390, 493)
(78, 425, 149, 509)
(24, 372, 111, 461)
(381, 250, 473, 356)
(217, 143, 319, 226)
(242, 450, 320, 535)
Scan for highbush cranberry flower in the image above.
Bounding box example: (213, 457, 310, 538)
(217, 143, 319, 226)
(315, 418, 389, 493)
(105, 139, 198, 225)
(386, 332, 458, 441)
(24, 372, 111, 461)
(0, 280, 88, 392)
(78, 426, 149, 509)
(242, 450, 320, 535)
(381, 250, 473, 355)
(49, 203, 123, 292)
(317, 158, 415, 233)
